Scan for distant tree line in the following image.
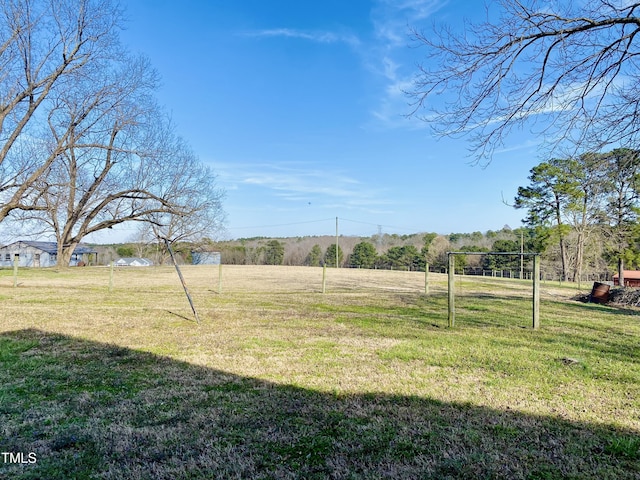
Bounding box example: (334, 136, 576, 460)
(109, 153, 640, 285)
(206, 230, 542, 275)
(102, 229, 536, 274)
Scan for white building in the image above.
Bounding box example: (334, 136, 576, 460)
(114, 257, 153, 267)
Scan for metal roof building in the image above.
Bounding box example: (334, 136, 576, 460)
(0, 241, 97, 268)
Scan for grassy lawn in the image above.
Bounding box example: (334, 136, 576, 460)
(0, 265, 638, 479)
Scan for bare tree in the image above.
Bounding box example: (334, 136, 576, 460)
(140, 140, 227, 261)
(11, 53, 225, 266)
(410, 1, 640, 162)
(0, 0, 123, 218)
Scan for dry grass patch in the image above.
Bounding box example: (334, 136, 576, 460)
(0, 265, 639, 478)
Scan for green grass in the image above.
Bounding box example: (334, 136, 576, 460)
(0, 265, 639, 478)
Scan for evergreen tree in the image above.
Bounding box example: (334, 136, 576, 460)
(324, 244, 343, 267)
(514, 159, 580, 281)
(483, 240, 519, 271)
(264, 240, 284, 265)
(379, 245, 421, 270)
(350, 242, 378, 268)
(305, 244, 323, 267)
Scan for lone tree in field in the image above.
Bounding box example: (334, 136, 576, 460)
(515, 159, 578, 282)
(410, 1, 640, 162)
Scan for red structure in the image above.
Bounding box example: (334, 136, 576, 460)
(613, 270, 640, 287)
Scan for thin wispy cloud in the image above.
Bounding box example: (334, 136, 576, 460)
(373, 0, 447, 45)
(367, 0, 448, 129)
(214, 161, 392, 211)
(244, 28, 361, 49)
(451, 76, 622, 138)
(493, 139, 542, 156)
(242, 3, 445, 130)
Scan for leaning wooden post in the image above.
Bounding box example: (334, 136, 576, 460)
(164, 238, 200, 324)
(448, 253, 455, 327)
(13, 255, 18, 288)
(424, 261, 429, 295)
(533, 254, 540, 330)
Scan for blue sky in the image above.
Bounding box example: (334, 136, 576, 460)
(104, 0, 541, 241)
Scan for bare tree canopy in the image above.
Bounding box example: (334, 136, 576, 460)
(410, 1, 640, 162)
(0, 0, 123, 218)
(9, 52, 226, 265)
(0, 0, 226, 264)
(139, 137, 227, 246)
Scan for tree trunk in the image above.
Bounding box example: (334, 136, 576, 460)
(573, 231, 584, 283)
(559, 236, 569, 282)
(57, 242, 78, 268)
(573, 191, 591, 284)
(554, 196, 570, 282)
(618, 257, 625, 287)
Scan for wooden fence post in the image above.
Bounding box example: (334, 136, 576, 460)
(533, 255, 540, 330)
(448, 254, 455, 327)
(13, 255, 18, 288)
(322, 264, 327, 294)
(109, 261, 114, 292)
(424, 262, 429, 295)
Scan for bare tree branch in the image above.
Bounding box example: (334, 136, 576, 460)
(0, 1, 225, 263)
(0, 0, 124, 220)
(409, 0, 640, 162)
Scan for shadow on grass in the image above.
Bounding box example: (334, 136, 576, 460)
(1, 329, 638, 480)
(553, 297, 640, 317)
(166, 310, 198, 323)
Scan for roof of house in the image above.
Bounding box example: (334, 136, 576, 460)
(612, 270, 640, 280)
(0, 240, 97, 255)
(115, 257, 153, 266)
